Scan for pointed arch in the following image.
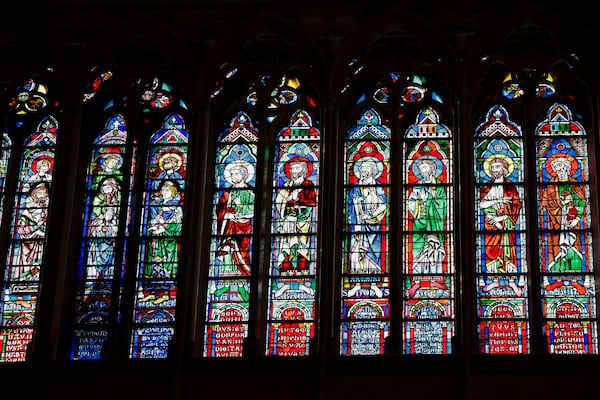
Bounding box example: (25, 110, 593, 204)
(536, 103, 597, 354)
(403, 106, 455, 354)
(341, 108, 391, 355)
(204, 111, 258, 357)
(474, 104, 528, 354)
(1, 116, 58, 362)
(70, 114, 132, 360)
(203, 18, 323, 358)
(130, 113, 189, 359)
(267, 108, 321, 356)
(72, 29, 192, 358)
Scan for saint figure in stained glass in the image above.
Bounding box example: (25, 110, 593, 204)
(479, 153, 523, 296)
(406, 147, 448, 298)
(12, 182, 49, 280)
(86, 177, 121, 279)
(140, 180, 183, 304)
(540, 154, 586, 278)
(274, 156, 317, 273)
(347, 146, 387, 276)
(215, 160, 255, 277)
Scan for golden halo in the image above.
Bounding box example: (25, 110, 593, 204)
(482, 153, 514, 178)
(158, 152, 183, 171)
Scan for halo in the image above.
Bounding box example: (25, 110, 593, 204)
(412, 155, 444, 179)
(158, 151, 183, 171)
(353, 155, 384, 180)
(283, 156, 313, 179)
(99, 153, 123, 170)
(482, 153, 515, 178)
(546, 153, 577, 177)
(224, 160, 255, 184)
(32, 155, 53, 173)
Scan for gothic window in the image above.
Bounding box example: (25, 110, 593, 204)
(267, 108, 320, 356)
(70, 69, 190, 360)
(536, 103, 597, 354)
(474, 104, 529, 354)
(205, 111, 258, 357)
(132, 113, 188, 358)
(403, 106, 454, 354)
(71, 113, 132, 360)
(205, 62, 321, 357)
(474, 62, 598, 354)
(340, 59, 456, 355)
(342, 108, 391, 355)
(0, 74, 59, 362)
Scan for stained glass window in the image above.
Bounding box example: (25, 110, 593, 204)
(131, 113, 188, 359)
(1, 116, 58, 362)
(403, 107, 454, 354)
(205, 112, 257, 357)
(536, 103, 597, 354)
(205, 64, 320, 357)
(83, 68, 113, 102)
(340, 60, 455, 355)
(71, 114, 133, 360)
(474, 105, 529, 354)
(1, 18, 596, 367)
(501, 73, 524, 100)
(474, 61, 598, 354)
(8, 78, 50, 117)
(70, 70, 189, 360)
(341, 109, 391, 355)
(267, 109, 320, 356)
